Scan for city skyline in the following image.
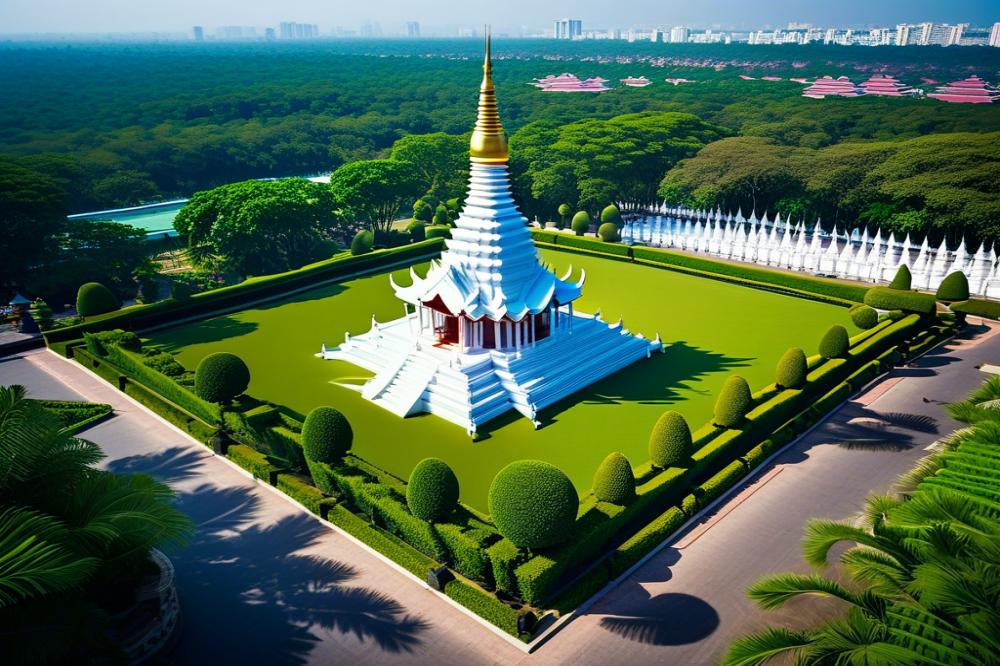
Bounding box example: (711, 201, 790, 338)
(1, 0, 996, 34)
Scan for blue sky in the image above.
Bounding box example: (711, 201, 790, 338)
(1, 0, 995, 33)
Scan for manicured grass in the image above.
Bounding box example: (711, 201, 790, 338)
(149, 248, 855, 511)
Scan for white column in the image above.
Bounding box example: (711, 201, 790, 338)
(515, 320, 522, 349)
(494, 321, 501, 349)
(531, 315, 536, 345)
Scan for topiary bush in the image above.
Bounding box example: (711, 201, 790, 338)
(713, 375, 753, 428)
(648, 411, 692, 467)
(425, 224, 452, 240)
(488, 460, 578, 549)
(301, 406, 353, 464)
(75, 282, 120, 317)
(864, 287, 937, 314)
(850, 304, 879, 329)
(406, 457, 460, 522)
(407, 220, 426, 242)
(557, 203, 571, 230)
(818, 325, 850, 359)
(194, 352, 250, 405)
(775, 347, 807, 389)
(351, 229, 374, 255)
(571, 211, 591, 236)
(600, 204, 623, 228)
(889, 264, 912, 290)
(936, 271, 970, 303)
(597, 222, 620, 242)
(592, 452, 635, 505)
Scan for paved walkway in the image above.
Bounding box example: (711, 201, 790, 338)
(3, 320, 998, 665)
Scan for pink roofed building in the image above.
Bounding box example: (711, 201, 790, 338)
(927, 76, 999, 104)
(802, 75, 863, 99)
(664, 77, 693, 85)
(859, 75, 918, 97)
(531, 73, 611, 92)
(738, 74, 756, 80)
(620, 75, 652, 87)
(760, 76, 782, 81)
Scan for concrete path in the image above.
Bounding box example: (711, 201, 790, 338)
(3, 319, 997, 665)
(1, 350, 523, 666)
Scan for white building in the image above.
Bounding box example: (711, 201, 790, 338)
(553, 18, 583, 40)
(669, 26, 690, 43)
(990, 22, 1000, 47)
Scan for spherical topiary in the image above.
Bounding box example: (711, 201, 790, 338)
(406, 458, 460, 522)
(936, 271, 969, 303)
(351, 229, 374, 255)
(488, 460, 578, 549)
(819, 324, 850, 359)
(600, 204, 623, 228)
(648, 411, 692, 468)
(557, 203, 572, 229)
(301, 406, 353, 464)
(597, 222, 620, 242)
(889, 264, 912, 290)
(713, 375, 753, 428)
(425, 224, 452, 240)
(194, 352, 250, 405)
(592, 452, 635, 505)
(571, 211, 591, 236)
(75, 282, 120, 318)
(775, 347, 807, 389)
(407, 220, 426, 242)
(850, 304, 879, 330)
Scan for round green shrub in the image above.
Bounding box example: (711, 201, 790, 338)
(488, 460, 578, 549)
(818, 325, 850, 359)
(75, 282, 120, 317)
(557, 203, 572, 229)
(600, 204, 623, 228)
(592, 452, 635, 505)
(117, 331, 143, 352)
(194, 352, 250, 405)
(775, 347, 807, 389)
(713, 375, 753, 428)
(425, 224, 452, 240)
(850, 304, 879, 330)
(571, 211, 591, 236)
(413, 199, 433, 223)
(351, 229, 374, 255)
(301, 406, 353, 464)
(889, 264, 912, 290)
(936, 271, 969, 303)
(648, 411, 692, 467)
(406, 457, 460, 522)
(597, 222, 620, 242)
(407, 220, 426, 242)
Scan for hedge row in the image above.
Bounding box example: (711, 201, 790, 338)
(863, 287, 937, 315)
(325, 503, 438, 578)
(952, 299, 1000, 320)
(228, 444, 281, 482)
(442, 579, 523, 638)
(36, 399, 113, 433)
(45, 239, 445, 345)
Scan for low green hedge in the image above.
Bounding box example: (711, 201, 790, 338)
(442, 579, 523, 638)
(610, 506, 686, 577)
(276, 473, 328, 515)
(952, 299, 1000, 320)
(553, 232, 631, 256)
(121, 379, 216, 444)
(863, 287, 937, 315)
(228, 444, 281, 481)
(487, 539, 524, 595)
(435, 521, 496, 585)
(325, 503, 438, 578)
(36, 400, 113, 433)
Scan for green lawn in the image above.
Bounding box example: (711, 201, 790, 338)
(150, 248, 856, 512)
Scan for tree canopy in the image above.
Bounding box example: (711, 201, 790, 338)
(328, 159, 423, 234)
(389, 132, 469, 200)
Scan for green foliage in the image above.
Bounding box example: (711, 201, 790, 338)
(329, 159, 423, 234)
(425, 224, 452, 240)
(864, 287, 937, 315)
(170, 280, 193, 300)
(406, 458, 460, 523)
(592, 452, 636, 505)
(28, 299, 54, 330)
(175, 178, 338, 276)
(443, 580, 523, 638)
(612, 507, 686, 576)
(818, 325, 850, 359)
(389, 132, 468, 199)
(227, 444, 280, 481)
(600, 204, 623, 228)
(889, 264, 912, 290)
(406, 220, 426, 242)
(597, 222, 620, 242)
(301, 406, 353, 464)
(193, 352, 250, 405)
(571, 211, 591, 236)
(275, 473, 327, 515)
(936, 271, 969, 303)
(488, 460, 579, 549)
(714, 375, 753, 428)
(75, 282, 120, 318)
(775, 347, 807, 389)
(350, 229, 374, 256)
(951, 299, 1000, 320)
(141, 351, 185, 377)
(648, 410, 693, 467)
(556, 203, 572, 229)
(850, 304, 879, 330)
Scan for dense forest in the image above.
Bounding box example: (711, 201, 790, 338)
(1, 38, 998, 303)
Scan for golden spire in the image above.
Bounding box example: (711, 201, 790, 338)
(469, 26, 509, 164)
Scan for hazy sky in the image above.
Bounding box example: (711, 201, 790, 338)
(1, 0, 996, 34)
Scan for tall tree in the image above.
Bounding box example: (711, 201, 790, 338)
(0, 160, 67, 296)
(389, 132, 469, 200)
(328, 159, 423, 234)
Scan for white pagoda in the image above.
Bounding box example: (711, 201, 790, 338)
(322, 33, 661, 436)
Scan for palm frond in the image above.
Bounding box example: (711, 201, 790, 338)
(802, 519, 909, 568)
(747, 572, 885, 616)
(720, 627, 814, 666)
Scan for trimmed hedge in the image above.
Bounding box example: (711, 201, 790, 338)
(864, 287, 937, 315)
(36, 400, 113, 433)
(936, 271, 970, 303)
(425, 225, 452, 240)
(325, 503, 438, 578)
(228, 444, 281, 481)
(850, 304, 879, 330)
(120, 378, 216, 443)
(487, 539, 524, 595)
(952, 299, 1000, 320)
(406, 458, 460, 522)
(571, 211, 591, 235)
(554, 233, 631, 257)
(819, 325, 850, 359)
(592, 452, 636, 505)
(351, 229, 374, 255)
(488, 461, 580, 549)
(775, 347, 807, 389)
(435, 521, 495, 584)
(610, 506, 686, 576)
(194, 352, 250, 405)
(302, 406, 353, 464)
(597, 222, 620, 242)
(601, 204, 623, 227)
(76, 282, 120, 317)
(714, 375, 753, 428)
(648, 410, 693, 467)
(443, 579, 523, 638)
(889, 264, 912, 290)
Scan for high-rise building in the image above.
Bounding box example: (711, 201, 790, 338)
(929, 23, 965, 46)
(553, 18, 582, 39)
(279, 21, 319, 39)
(650, 29, 663, 43)
(406, 21, 420, 37)
(192, 26, 204, 42)
(990, 22, 1000, 47)
(669, 26, 689, 43)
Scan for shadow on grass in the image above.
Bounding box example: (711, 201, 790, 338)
(108, 448, 429, 663)
(150, 314, 260, 354)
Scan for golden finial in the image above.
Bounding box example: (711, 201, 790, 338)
(469, 25, 509, 164)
